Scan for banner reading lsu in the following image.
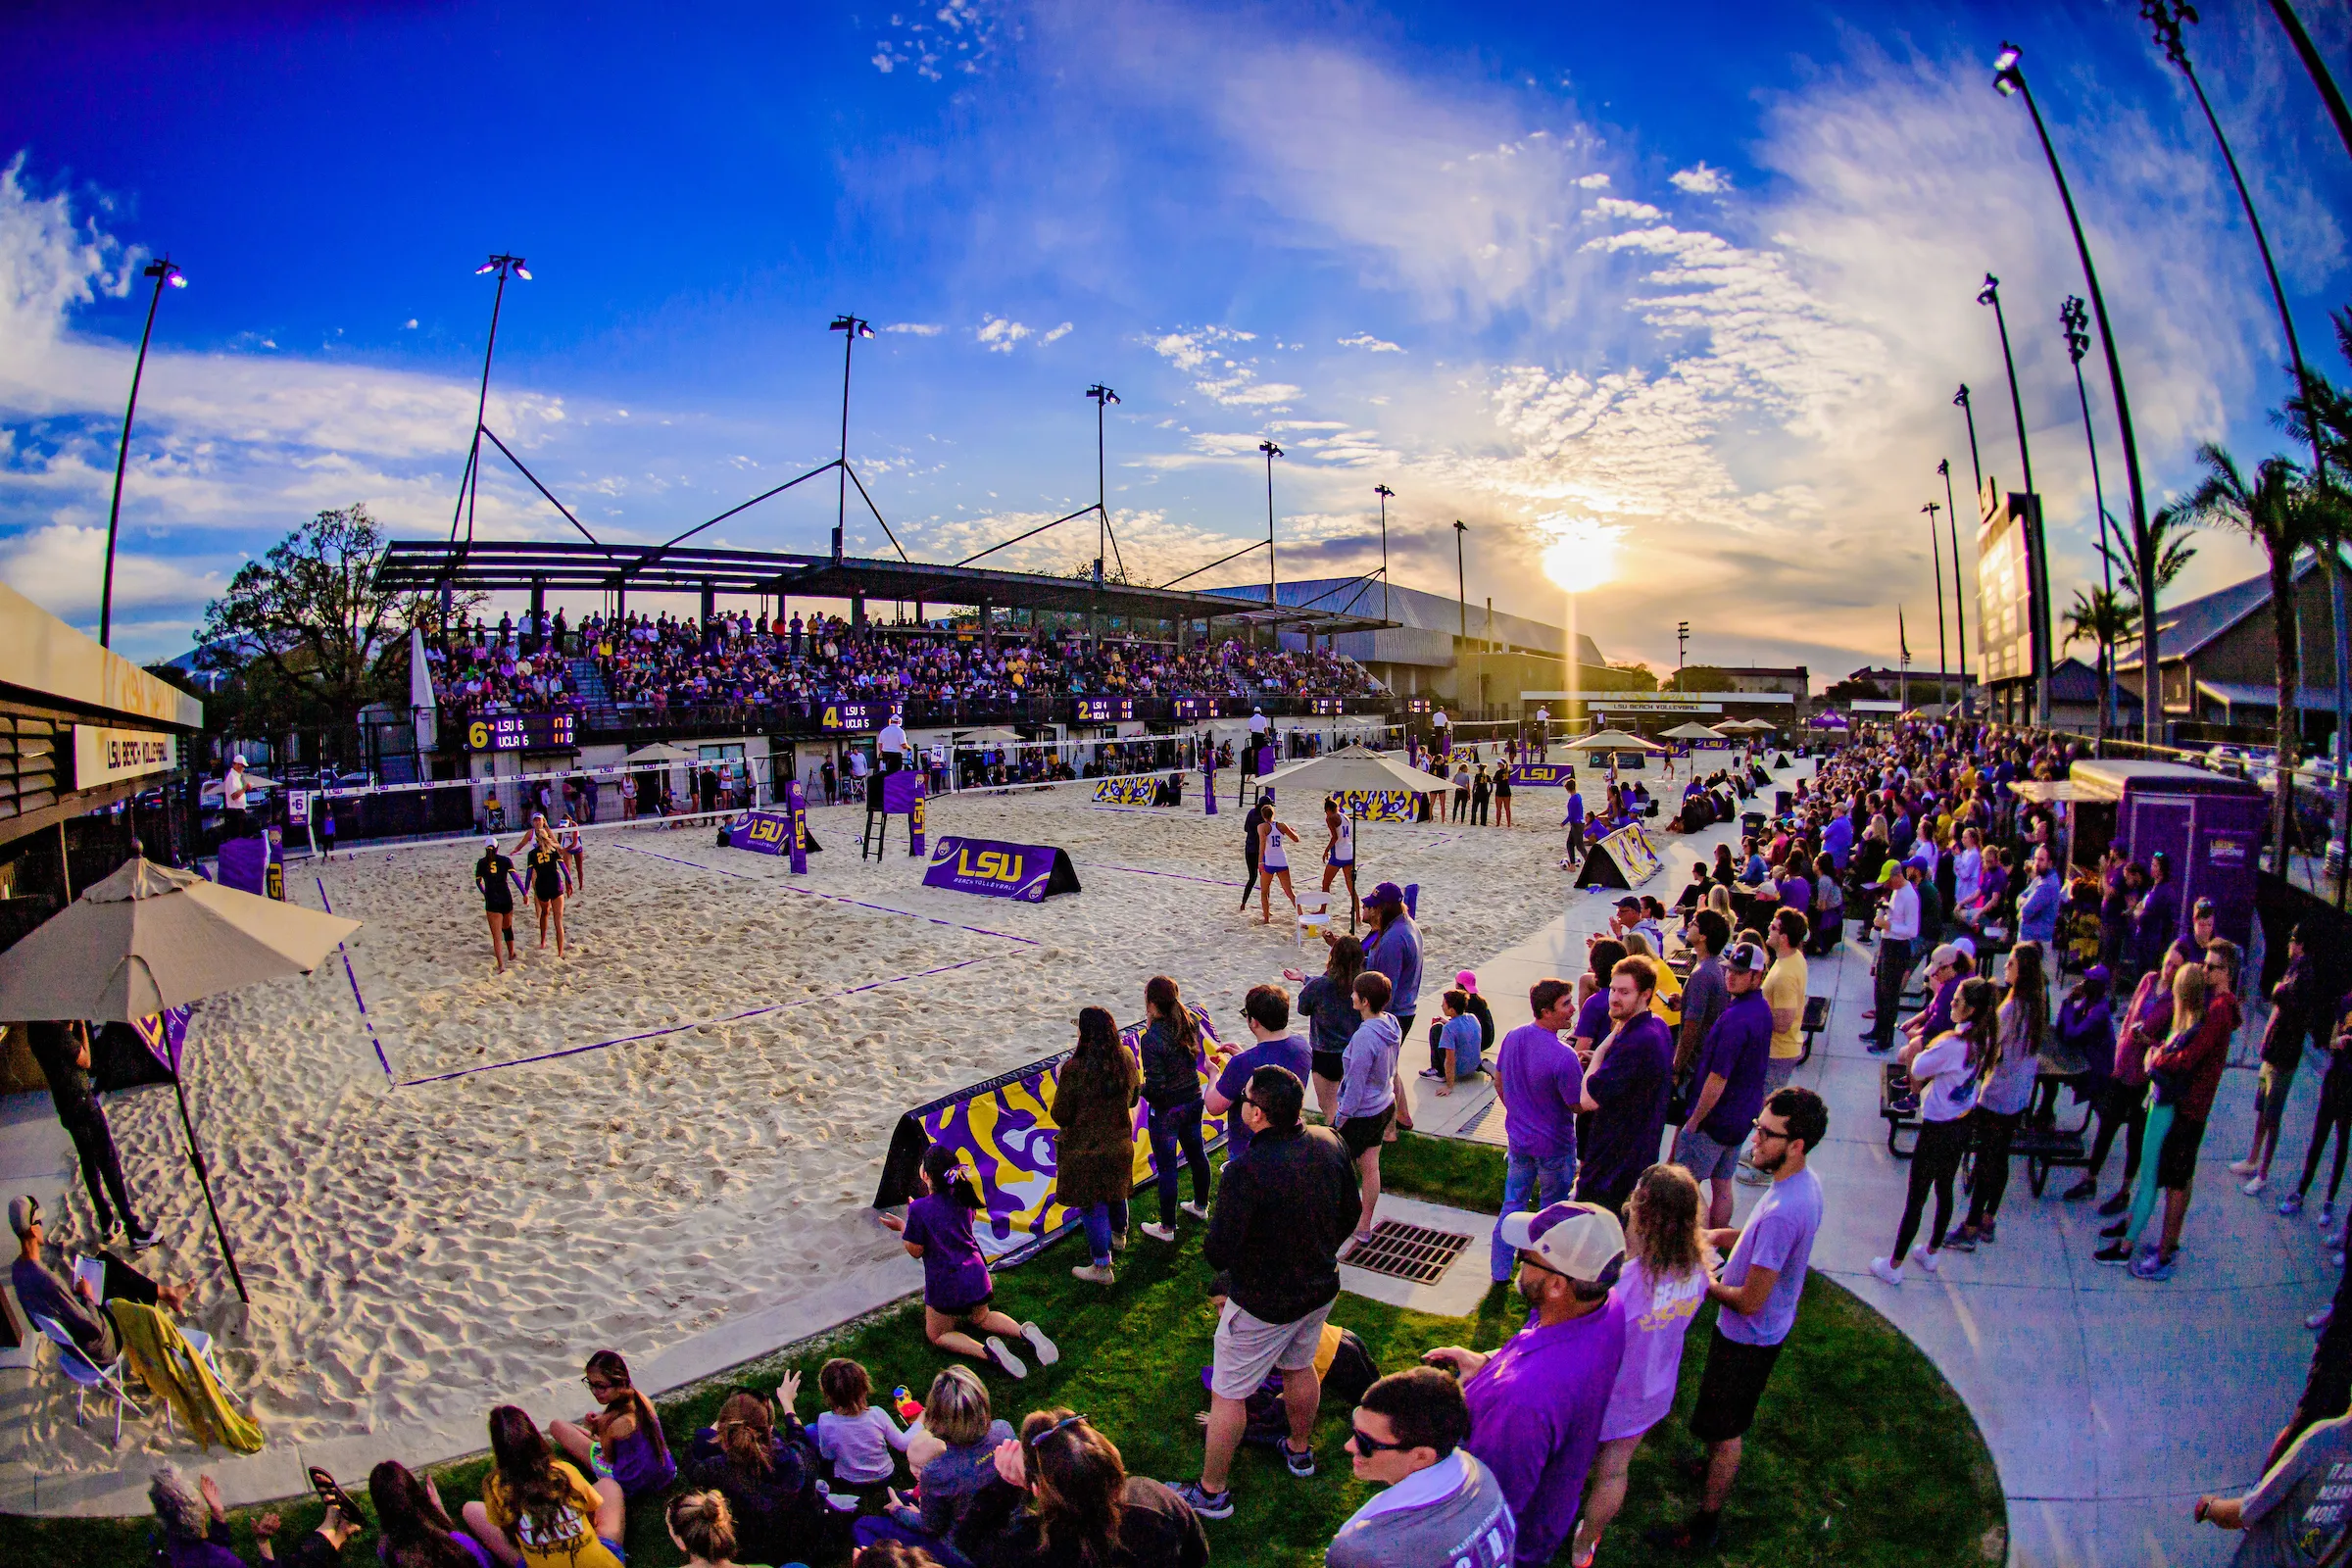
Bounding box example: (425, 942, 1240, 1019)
(726, 809, 794, 855)
(1091, 773, 1160, 806)
(871, 1005, 1236, 1259)
(923, 835, 1082, 901)
(1508, 763, 1574, 787)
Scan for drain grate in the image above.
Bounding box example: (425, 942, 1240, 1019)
(1346, 1220, 1474, 1284)
(1466, 1097, 1509, 1147)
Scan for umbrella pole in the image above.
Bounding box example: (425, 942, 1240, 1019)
(172, 1074, 249, 1304)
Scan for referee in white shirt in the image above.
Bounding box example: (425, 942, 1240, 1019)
(877, 711, 908, 773)
(1866, 862, 1923, 1052)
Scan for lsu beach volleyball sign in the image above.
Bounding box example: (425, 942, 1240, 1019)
(1508, 763, 1574, 788)
(923, 835, 1081, 902)
(873, 1004, 1236, 1259)
(726, 810, 793, 855)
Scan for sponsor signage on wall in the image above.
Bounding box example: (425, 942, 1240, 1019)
(74, 725, 175, 787)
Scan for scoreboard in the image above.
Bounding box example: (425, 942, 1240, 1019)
(1309, 698, 1346, 715)
(1075, 697, 1136, 722)
(818, 702, 887, 731)
(465, 712, 577, 752)
(1173, 698, 1213, 720)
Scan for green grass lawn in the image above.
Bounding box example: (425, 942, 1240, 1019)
(0, 1135, 2003, 1566)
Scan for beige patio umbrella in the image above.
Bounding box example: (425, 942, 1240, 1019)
(0, 857, 360, 1302)
(1658, 721, 1727, 741)
(1561, 728, 1666, 753)
(623, 742, 703, 763)
(1255, 744, 1458, 798)
(956, 726, 1023, 743)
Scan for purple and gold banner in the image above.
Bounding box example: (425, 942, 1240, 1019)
(872, 1004, 1238, 1258)
(923, 835, 1081, 902)
(1092, 773, 1160, 806)
(1508, 763, 1574, 787)
(1329, 789, 1416, 822)
(787, 779, 809, 873)
(133, 1006, 193, 1078)
(727, 809, 794, 855)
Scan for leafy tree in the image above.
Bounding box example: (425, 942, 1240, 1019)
(2097, 499, 2198, 740)
(195, 505, 442, 764)
(1666, 663, 1731, 692)
(2062, 586, 2134, 746)
(1822, 677, 1886, 704)
(2183, 445, 2346, 868)
(1606, 660, 1659, 692)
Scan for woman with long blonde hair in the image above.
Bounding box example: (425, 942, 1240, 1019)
(1949, 942, 2048, 1250)
(2098, 960, 2209, 1265)
(1572, 1165, 1712, 1565)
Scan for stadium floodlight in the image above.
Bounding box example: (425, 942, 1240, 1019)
(450, 257, 532, 554)
(1260, 441, 1284, 611)
(101, 256, 188, 646)
(830, 316, 875, 561)
(832, 315, 875, 339)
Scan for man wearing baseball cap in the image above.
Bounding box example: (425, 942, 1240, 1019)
(1864, 856, 1921, 1052)
(1424, 1200, 1628, 1568)
(1675, 943, 1774, 1231)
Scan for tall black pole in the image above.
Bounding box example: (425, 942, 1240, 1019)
(2063, 297, 2120, 738)
(102, 259, 177, 648)
(1923, 503, 1949, 711)
(2150, 1, 2349, 902)
(1997, 46, 2160, 747)
(1375, 484, 1395, 623)
(1955, 386, 1984, 500)
(172, 1075, 248, 1304)
(2268, 0, 2352, 162)
(451, 257, 518, 548)
(1980, 273, 2050, 727)
(1452, 520, 1468, 643)
(1260, 441, 1283, 614)
(832, 317, 860, 564)
(1940, 460, 1973, 718)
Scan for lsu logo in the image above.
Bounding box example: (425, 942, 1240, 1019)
(960, 848, 1023, 881)
(748, 817, 784, 844)
(912, 796, 927, 831)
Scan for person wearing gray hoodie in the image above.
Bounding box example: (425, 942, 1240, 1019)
(1338, 970, 1414, 1245)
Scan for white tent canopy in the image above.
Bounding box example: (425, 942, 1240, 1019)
(1256, 745, 1457, 798)
(1562, 729, 1666, 754)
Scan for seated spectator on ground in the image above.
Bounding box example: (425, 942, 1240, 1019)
(370, 1460, 500, 1568)
(11, 1193, 191, 1367)
(464, 1405, 625, 1568)
(955, 1409, 1208, 1568)
(686, 1380, 827, 1568)
(856, 1365, 1016, 1561)
(552, 1349, 676, 1503)
(665, 1490, 755, 1568)
(808, 1356, 914, 1491)
(151, 1464, 355, 1568)
(1324, 1367, 1516, 1568)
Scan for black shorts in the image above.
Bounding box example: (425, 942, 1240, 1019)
(1339, 1105, 1395, 1158)
(1690, 1325, 1784, 1444)
(1312, 1050, 1347, 1083)
(2156, 1111, 2208, 1190)
(483, 895, 513, 916)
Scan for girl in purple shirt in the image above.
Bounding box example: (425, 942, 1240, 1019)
(882, 1143, 1059, 1378)
(1573, 1165, 1713, 1566)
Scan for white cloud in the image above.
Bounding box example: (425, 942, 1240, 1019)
(0, 520, 224, 620)
(1152, 326, 1298, 410)
(1039, 321, 1073, 344)
(1337, 332, 1402, 353)
(1584, 197, 1665, 222)
(403, 318, 418, 329)
(1669, 163, 1733, 195)
(977, 316, 1032, 351)
(884, 321, 943, 335)
(1574, 172, 1611, 189)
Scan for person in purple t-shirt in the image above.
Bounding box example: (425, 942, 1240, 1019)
(1490, 979, 1586, 1282)
(1674, 942, 1774, 1229)
(883, 1144, 1058, 1377)
(1575, 956, 1677, 1216)
(1205, 984, 1315, 1164)
(1573, 939, 1629, 1054)
(1425, 1201, 1629, 1568)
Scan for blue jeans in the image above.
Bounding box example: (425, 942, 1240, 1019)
(1080, 1199, 1130, 1266)
(1491, 1150, 1574, 1281)
(1149, 1100, 1212, 1226)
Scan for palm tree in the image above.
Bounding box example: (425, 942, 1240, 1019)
(2063, 586, 2134, 745)
(2098, 501, 2198, 732)
(2183, 444, 2341, 871)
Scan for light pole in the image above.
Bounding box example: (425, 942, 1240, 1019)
(830, 315, 874, 564)
(100, 256, 185, 648)
(451, 255, 529, 553)
(1922, 503, 1949, 713)
(2061, 296, 2120, 736)
(1954, 385, 1984, 500)
(1939, 458, 1972, 717)
(1979, 271, 2051, 727)
(1259, 441, 1284, 651)
(2267, 0, 2352, 161)
(1374, 484, 1395, 622)
(1677, 619, 1690, 672)
(1995, 40, 2159, 746)
(1086, 384, 1120, 577)
(1452, 520, 1469, 645)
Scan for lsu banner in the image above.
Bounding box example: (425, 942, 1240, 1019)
(1577, 821, 1664, 890)
(133, 1006, 194, 1078)
(787, 779, 809, 873)
(872, 1005, 1237, 1259)
(1330, 789, 1417, 822)
(1509, 763, 1573, 788)
(1092, 774, 1160, 806)
(727, 809, 794, 856)
(218, 831, 283, 901)
(923, 835, 1082, 902)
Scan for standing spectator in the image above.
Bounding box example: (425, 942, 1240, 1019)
(1947, 943, 2049, 1251)
(1362, 882, 1423, 1054)
(1423, 1201, 1629, 1568)
(1572, 1165, 1712, 1566)
(1290, 936, 1367, 1124)
(1574, 956, 1676, 1217)
(2282, 990, 2352, 1228)
(2127, 940, 2241, 1280)
(2191, 1409, 2352, 1563)
(1563, 783, 1587, 862)
(1675, 943, 1774, 1230)
(2236, 924, 2319, 1197)
(1052, 1008, 1139, 1286)
(27, 1020, 155, 1250)
(1863, 861, 1920, 1052)
(2092, 946, 2185, 1216)
(1489, 979, 1585, 1283)
(1176, 1065, 1358, 1520)
(1676, 910, 1732, 1078)
(1324, 1368, 1515, 1568)
(1205, 984, 1314, 1164)
(1138, 977, 1215, 1243)
(1336, 971, 1410, 1245)
(2132, 851, 2180, 976)
(1648, 1086, 1829, 1553)
(1740, 908, 1810, 1186)
(2015, 845, 2063, 949)
(1869, 977, 1994, 1285)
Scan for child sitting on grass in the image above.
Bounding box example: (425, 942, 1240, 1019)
(807, 1357, 910, 1492)
(551, 1349, 676, 1504)
(855, 1364, 1017, 1560)
(880, 1143, 1059, 1379)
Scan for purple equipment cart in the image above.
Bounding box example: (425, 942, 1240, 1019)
(2064, 760, 2265, 949)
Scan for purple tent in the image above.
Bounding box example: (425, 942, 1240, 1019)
(1808, 711, 1851, 730)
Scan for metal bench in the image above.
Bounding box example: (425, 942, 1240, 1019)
(1879, 1061, 1922, 1158)
(1798, 995, 1829, 1066)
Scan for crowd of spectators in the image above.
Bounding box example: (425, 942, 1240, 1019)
(422, 607, 1382, 726)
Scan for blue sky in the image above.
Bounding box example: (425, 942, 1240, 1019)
(5, 0, 2350, 674)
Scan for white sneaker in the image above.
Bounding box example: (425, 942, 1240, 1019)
(1916, 1249, 1940, 1275)
(1179, 1200, 1212, 1221)
(2229, 1158, 2262, 1176)
(1069, 1262, 1115, 1285)
(985, 1336, 1030, 1379)
(1139, 1222, 1177, 1243)
(1869, 1256, 1904, 1287)
(2243, 1175, 2270, 1197)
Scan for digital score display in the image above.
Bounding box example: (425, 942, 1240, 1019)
(1075, 697, 1136, 722)
(818, 702, 884, 731)
(1173, 698, 1213, 720)
(1406, 698, 1433, 714)
(465, 712, 577, 752)
(1310, 698, 1346, 715)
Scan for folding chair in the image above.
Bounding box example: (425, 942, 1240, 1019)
(31, 1314, 139, 1447)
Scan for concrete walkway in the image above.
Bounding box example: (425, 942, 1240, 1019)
(1401, 760, 2321, 1568)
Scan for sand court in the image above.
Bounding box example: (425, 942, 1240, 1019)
(7, 782, 1574, 1476)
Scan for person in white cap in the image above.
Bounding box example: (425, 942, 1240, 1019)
(1422, 1200, 1628, 1568)
(878, 710, 909, 773)
(222, 754, 251, 836)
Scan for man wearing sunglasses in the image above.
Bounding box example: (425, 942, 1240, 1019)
(1423, 1200, 1627, 1568)
(1325, 1366, 1515, 1568)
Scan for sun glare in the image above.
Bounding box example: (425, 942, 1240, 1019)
(1539, 515, 1627, 595)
